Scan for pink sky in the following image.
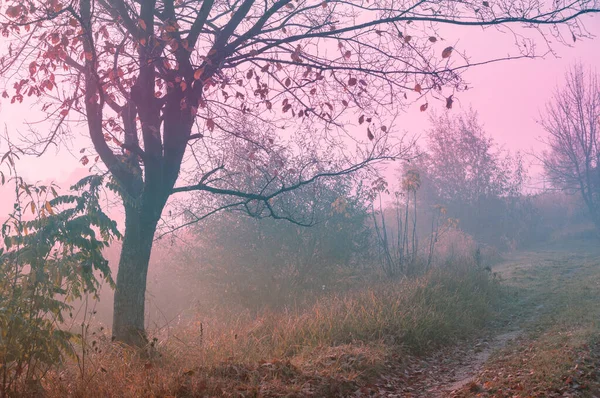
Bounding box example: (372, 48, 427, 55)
(1, 15, 599, 217)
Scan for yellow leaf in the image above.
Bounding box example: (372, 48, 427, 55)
(30, 201, 36, 214)
(45, 201, 54, 215)
(139, 19, 147, 31)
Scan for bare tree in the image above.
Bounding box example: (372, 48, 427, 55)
(0, 0, 598, 346)
(540, 64, 600, 234)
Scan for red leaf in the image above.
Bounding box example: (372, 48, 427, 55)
(359, 115, 365, 124)
(80, 155, 89, 166)
(442, 46, 453, 58)
(446, 95, 454, 109)
(344, 50, 351, 59)
(381, 126, 387, 132)
(414, 83, 422, 94)
(367, 128, 374, 141)
(429, 36, 437, 43)
(348, 77, 357, 86)
(194, 68, 204, 80)
(206, 118, 215, 131)
(28, 62, 37, 76)
(246, 69, 253, 79)
(6, 5, 22, 19)
(284, 77, 291, 87)
(420, 103, 428, 112)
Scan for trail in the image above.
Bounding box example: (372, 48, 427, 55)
(362, 328, 524, 397)
(358, 243, 600, 398)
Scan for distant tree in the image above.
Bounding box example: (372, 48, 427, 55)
(539, 64, 600, 235)
(171, 176, 371, 309)
(423, 110, 525, 245)
(0, 0, 597, 345)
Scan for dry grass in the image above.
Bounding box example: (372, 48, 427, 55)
(40, 260, 503, 397)
(455, 242, 600, 397)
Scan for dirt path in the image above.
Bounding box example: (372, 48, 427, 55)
(359, 243, 600, 397)
(362, 329, 524, 397)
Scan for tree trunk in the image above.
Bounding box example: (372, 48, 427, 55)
(112, 205, 160, 347)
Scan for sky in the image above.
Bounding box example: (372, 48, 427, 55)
(0, 14, 599, 218)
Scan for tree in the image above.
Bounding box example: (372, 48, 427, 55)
(423, 110, 525, 245)
(0, 0, 598, 346)
(540, 64, 600, 234)
(168, 175, 371, 310)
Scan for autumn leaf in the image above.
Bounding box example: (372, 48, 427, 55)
(139, 19, 147, 30)
(194, 68, 204, 80)
(348, 77, 357, 86)
(359, 115, 365, 124)
(420, 103, 429, 112)
(285, 77, 291, 87)
(367, 128, 374, 141)
(246, 69, 253, 79)
(442, 46, 453, 58)
(6, 5, 22, 19)
(29, 61, 37, 76)
(483, 1, 490, 6)
(206, 118, 215, 132)
(429, 36, 437, 43)
(344, 50, 351, 59)
(414, 83, 422, 94)
(45, 201, 54, 215)
(381, 126, 388, 132)
(446, 95, 454, 109)
(30, 202, 36, 214)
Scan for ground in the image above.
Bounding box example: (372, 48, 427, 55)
(359, 240, 600, 397)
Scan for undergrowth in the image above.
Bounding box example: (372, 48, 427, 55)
(41, 260, 503, 397)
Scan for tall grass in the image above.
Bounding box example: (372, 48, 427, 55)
(42, 259, 503, 397)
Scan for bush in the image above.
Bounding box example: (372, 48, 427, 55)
(0, 171, 119, 396)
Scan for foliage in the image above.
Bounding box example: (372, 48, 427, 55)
(0, 150, 120, 395)
(165, 176, 372, 310)
(418, 110, 527, 248)
(539, 63, 600, 235)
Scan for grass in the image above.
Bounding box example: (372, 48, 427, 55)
(40, 260, 503, 397)
(455, 242, 600, 397)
